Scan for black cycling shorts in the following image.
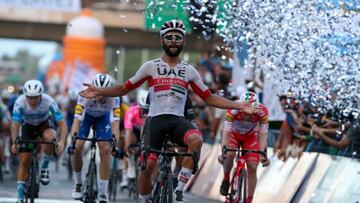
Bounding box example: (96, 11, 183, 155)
(140, 114, 201, 157)
(19, 119, 56, 153)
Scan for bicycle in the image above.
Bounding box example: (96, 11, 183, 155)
(68, 127, 122, 203)
(142, 140, 198, 203)
(108, 157, 121, 202)
(221, 146, 267, 203)
(127, 143, 140, 200)
(16, 137, 57, 203)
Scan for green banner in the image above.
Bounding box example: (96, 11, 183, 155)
(144, 0, 191, 33)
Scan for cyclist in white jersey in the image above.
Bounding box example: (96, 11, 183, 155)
(79, 20, 258, 203)
(70, 74, 120, 203)
(10, 80, 67, 203)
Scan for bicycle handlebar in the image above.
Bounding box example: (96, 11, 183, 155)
(67, 133, 123, 158)
(222, 145, 268, 162)
(141, 146, 199, 174)
(16, 137, 57, 156)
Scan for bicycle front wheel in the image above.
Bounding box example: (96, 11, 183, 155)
(238, 169, 247, 203)
(87, 161, 97, 203)
(28, 159, 38, 203)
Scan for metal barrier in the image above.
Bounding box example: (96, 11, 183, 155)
(190, 144, 360, 203)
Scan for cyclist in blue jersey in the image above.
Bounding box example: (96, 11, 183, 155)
(70, 74, 121, 203)
(10, 80, 67, 203)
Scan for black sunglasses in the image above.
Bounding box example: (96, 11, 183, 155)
(163, 34, 184, 42)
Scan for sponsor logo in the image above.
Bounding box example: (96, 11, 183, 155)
(156, 92, 182, 100)
(113, 108, 121, 117)
(75, 104, 84, 115)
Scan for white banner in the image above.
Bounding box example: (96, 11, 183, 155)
(0, 0, 81, 12)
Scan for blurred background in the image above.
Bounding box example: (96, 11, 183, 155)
(0, 0, 359, 203)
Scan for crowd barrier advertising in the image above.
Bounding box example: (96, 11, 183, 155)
(190, 144, 360, 203)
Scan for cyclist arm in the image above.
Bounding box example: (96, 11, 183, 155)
(221, 111, 234, 147)
(111, 99, 121, 146)
(258, 118, 269, 152)
(71, 102, 85, 136)
(50, 101, 68, 143)
(80, 61, 152, 98)
(10, 121, 20, 146)
(11, 100, 22, 145)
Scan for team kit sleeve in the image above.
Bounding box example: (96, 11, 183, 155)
(223, 109, 235, 132)
(258, 105, 269, 134)
(74, 97, 86, 122)
(188, 66, 211, 100)
(111, 97, 121, 122)
(11, 98, 23, 124)
(124, 107, 134, 130)
(49, 101, 64, 122)
(124, 61, 153, 91)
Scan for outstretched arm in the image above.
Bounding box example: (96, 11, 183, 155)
(205, 94, 258, 114)
(79, 83, 130, 98)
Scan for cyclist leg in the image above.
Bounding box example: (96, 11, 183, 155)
(138, 116, 164, 203)
(16, 124, 38, 202)
(70, 115, 90, 199)
(95, 113, 112, 202)
(39, 119, 57, 185)
(219, 131, 238, 196)
(243, 134, 261, 203)
(172, 118, 202, 201)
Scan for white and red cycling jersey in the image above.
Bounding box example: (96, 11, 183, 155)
(224, 104, 268, 136)
(124, 58, 211, 117)
(224, 104, 268, 162)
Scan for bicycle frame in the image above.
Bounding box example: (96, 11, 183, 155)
(142, 140, 198, 203)
(16, 138, 56, 203)
(222, 146, 267, 203)
(69, 126, 119, 203)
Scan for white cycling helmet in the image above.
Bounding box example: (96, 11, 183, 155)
(92, 73, 114, 88)
(239, 91, 259, 106)
(160, 19, 186, 38)
(137, 89, 148, 107)
(67, 88, 79, 101)
(23, 80, 44, 97)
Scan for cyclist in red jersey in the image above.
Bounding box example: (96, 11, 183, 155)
(219, 91, 270, 203)
(79, 20, 259, 203)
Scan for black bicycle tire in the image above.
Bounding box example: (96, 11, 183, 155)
(151, 182, 161, 202)
(29, 159, 37, 203)
(229, 172, 237, 203)
(166, 173, 174, 203)
(88, 161, 97, 203)
(238, 169, 247, 203)
(113, 170, 119, 201)
(25, 163, 32, 203)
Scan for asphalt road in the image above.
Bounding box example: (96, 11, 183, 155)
(0, 158, 221, 203)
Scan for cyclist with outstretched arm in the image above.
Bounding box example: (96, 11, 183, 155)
(69, 74, 121, 203)
(10, 80, 67, 203)
(79, 19, 258, 203)
(219, 91, 270, 203)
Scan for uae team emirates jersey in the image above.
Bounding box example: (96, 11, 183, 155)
(125, 58, 211, 117)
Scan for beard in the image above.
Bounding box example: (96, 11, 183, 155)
(163, 43, 183, 57)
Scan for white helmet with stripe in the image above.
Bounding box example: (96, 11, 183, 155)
(23, 80, 44, 97)
(92, 73, 114, 88)
(160, 19, 186, 38)
(239, 91, 259, 106)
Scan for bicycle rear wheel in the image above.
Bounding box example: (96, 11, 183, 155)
(87, 161, 97, 203)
